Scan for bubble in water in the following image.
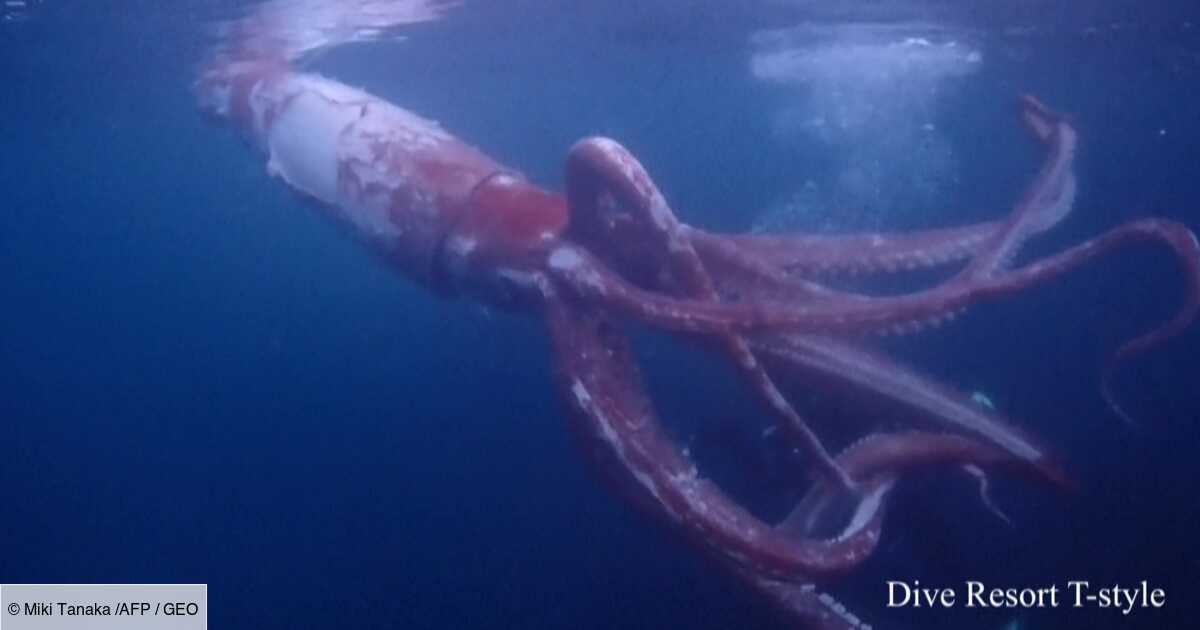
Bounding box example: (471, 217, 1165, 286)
(750, 23, 979, 233)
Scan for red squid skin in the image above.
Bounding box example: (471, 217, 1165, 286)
(197, 41, 1199, 630)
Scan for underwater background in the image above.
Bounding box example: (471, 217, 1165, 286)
(2, 1, 1199, 628)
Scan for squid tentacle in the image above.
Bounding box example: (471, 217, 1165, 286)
(750, 334, 1070, 488)
(954, 94, 1078, 282)
(543, 286, 1038, 582)
(779, 431, 1057, 539)
(702, 94, 1076, 283)
(548, 219, 1200, 391)
(557, 118, 1070, 493)
(688, 227, 847, 302)
(551, 95, 1084, 339)
(684, 232, 1069, 484)
(542, 288, 886, 579)
(564, 136, 854, 490)
(549, 115, 1193, 430)
(716, 223, 1000, 278)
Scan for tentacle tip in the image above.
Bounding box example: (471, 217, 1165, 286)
(962, 464, 1015, 528)
(1099, 371, 1143, 432)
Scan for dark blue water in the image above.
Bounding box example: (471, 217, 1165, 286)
(3, 2, 1199, 629)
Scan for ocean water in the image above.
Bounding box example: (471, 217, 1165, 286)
(2, 1, 1199, 629)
